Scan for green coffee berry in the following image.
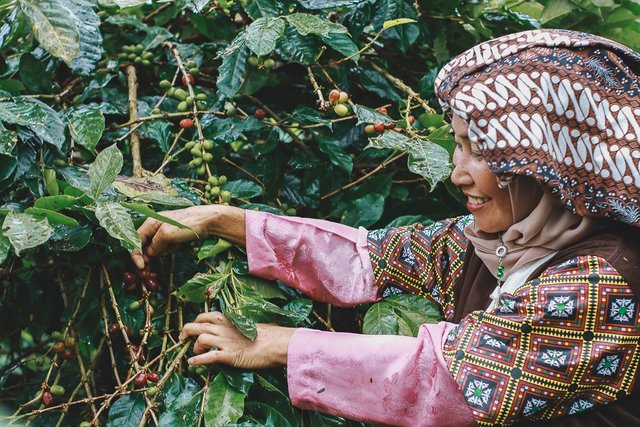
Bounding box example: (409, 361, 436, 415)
(186, 60, 197, 69)
(218, 175, 228, 185)
(197, 165, 206, 176)
(202, 153, 213, 163)
(208, 176, 219, 186)
(210, 186, 221, 196)
(185, 141, 196, 150)
(202, 139, 214, 151)
(177, 101, 188, 112)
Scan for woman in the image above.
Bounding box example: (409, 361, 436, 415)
(132, 29, 640, 426)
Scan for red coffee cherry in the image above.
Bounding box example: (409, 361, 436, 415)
(181, 74, 195, 86)
(374, 123, 385, 133)
(41, 391, 54, 406)
(123, 272, 136, 285)
(179, 118, 194, 129)
(147, 372, 160, 383)
(134, 372, 148, 387)
(253, 108, 266, 120)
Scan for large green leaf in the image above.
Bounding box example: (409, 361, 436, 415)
(318, 138, 352, 173)
(120, 202, 191, 231)
(223, 179, 263, 199)
(0, 99, 47, 126)
(320, 31, 359, 59)
(68, 106, 105, 152)
(0, 233, 10, 264)
(217, 45, 249, 98)
(173, 272, 229, 303)
(362, 300, 399, 335)
(225, 311, 257, 341)
(406, 138, 452, 191)
(245, 17, 286, 56)
(296, 0, 361, 9)
(18, 0, 80, 66)
(106, 394, 145, 427)
(353, 104, 394, 126)
(341, 193, 385, 228)
(363, 294, 444, 336)
(47, 223, 92, 252)
(88, 144, 123, 200)
(2, 211, 53, 255)
(25, 207, 78, 226)
(34, 195, 77, 211)
(64, 0, 104, 75)
(205, 373, 246, 427)
(159, 375, 202, 427)
(94, 201, 141, 251)
(285, 13, 345, 36)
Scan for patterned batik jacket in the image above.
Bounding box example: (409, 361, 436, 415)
(368, 215, 640, 426)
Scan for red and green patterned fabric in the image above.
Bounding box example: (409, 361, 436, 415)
(368, 218, 640, 425)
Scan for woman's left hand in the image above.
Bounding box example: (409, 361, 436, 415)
(179, 311, 296, 369)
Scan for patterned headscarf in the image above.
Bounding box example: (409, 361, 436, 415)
(435, 29, 640, 228)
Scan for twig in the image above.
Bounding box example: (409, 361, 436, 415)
(306, 67, 329, 111)
(312, 309, 335, 332)
(158, 255, 175, 372)
(320, 151, 407, 200)
(369, 62, 434, 113)
(126, 65, 143, 177)
(222, 158, 264, 187)
(99, 283, 122, 386)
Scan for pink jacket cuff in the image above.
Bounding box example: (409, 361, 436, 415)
(245, 210, 378, 306)
(287, 322, 476, 427)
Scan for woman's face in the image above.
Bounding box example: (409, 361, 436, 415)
(450, 114, 514, 233)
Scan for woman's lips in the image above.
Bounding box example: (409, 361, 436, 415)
(466, 196, 490, 212)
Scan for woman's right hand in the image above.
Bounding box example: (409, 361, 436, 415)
(131, 205, 245, 270)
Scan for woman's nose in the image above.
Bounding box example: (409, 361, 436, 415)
(450, 151, 472, 187)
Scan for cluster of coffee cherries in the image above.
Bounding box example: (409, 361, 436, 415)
(40, 384, 66, 406)
(51, 332, 76, 361)
(364, 107, 415, 135)
(133, 370, 161, 397)
(328, 89, 350, 117)
(280, 203, 297, 216)
(203, 175, 232, 204)
(248, 55, 275, 70)
(118, 44, 153, 66)
(123, 263, 159, 293)
(185, 139, 215, 176)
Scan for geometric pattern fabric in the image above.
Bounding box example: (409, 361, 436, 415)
(368, 217, 640, 425)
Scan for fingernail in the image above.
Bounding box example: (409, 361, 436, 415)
(188, 358, 194, 365)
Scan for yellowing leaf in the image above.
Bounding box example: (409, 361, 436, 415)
(382, 18, 417, 30)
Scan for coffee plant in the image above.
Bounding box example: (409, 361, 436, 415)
(0, 0, 636, 425)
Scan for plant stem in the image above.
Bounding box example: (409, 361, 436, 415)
(126, 65, 143, 178)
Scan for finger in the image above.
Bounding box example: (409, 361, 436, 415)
(131, 248, 145, 270)
(179, 322, 220, 342)
(194, 333, 219, 354)
(137, 218, 162, 247)
(188, 350, 228, 366)
(195, 311, 226, 324)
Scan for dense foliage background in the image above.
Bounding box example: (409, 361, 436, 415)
(0, 0, 638, 425)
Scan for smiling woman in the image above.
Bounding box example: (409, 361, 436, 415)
(134, 29, 640, 427)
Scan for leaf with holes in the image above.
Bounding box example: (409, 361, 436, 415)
(2, 212, 53, 255)
(94, 202, 141, 251)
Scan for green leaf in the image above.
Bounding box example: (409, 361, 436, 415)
(141, 120, 172, 153)
(540, 0, 576, 23)
(318, 138, 353, 173)
(353, 104, 394, 126)
(47, 223, 92, 252)
(358, 69, 402, 100)
(25, 207, 78, 227)
(133, 192, 195, 207)
(245, 17, 286, 57)
(88, 144, 123, 200)
(426, 124, 455, 154)
(296, 0, 361, 9)
(223, 180, 263, 199)
(94, 202, 141, 251)
(225, 311, 257, 341)
(173, 272, 228, 303)
(26, 99, 66, 154)
(159, 375, 202, 427)
(234, 274, 286, 300)
(406, 138, 452, 191)
(120, 202, 191, 231)
(205, 373, 246, 427)
(34, 195, 77, 211)
(362, 301, 399, 335)
(43, 169, 59, 196)
(341, 193, 385, 228)
(217, 45, 249, 98)
(197, 239, 234, 260)
(320, 31, 359, 60)
(65, 0, 104, 76)
(69, 106, 104, 152)
(0, 99, 47, 126)
(285, 13, 342, 36)
(112, 0, 148, 7)
(0, 233, 10, 264)
(106, 394, 145, 427)
(382, 18, 417, 29)
(2, 211, 53, 255)
(18, 0, 80, 66)
(276, 25, 322, 65)
(367, 130, 411, 150)
(387, 294, 443, 335)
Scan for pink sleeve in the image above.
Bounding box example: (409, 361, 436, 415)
(245, 210, 378, 307)
(287, 322, 476, 427)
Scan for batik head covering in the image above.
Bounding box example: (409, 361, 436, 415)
(435, 28, 640, 228)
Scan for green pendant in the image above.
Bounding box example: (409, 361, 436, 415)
(497, 265, 504, 279)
